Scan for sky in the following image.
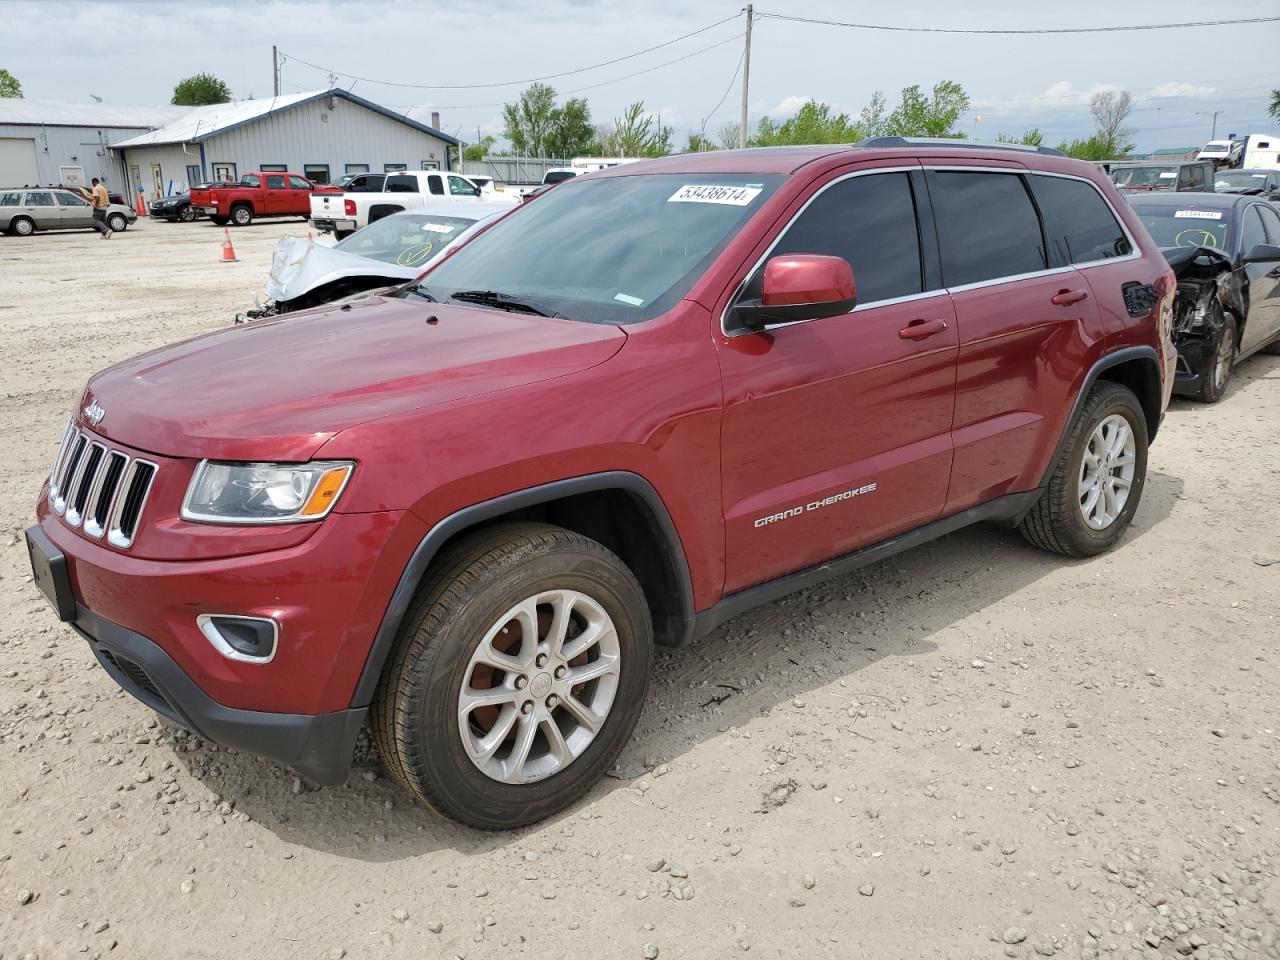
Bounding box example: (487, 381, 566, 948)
(3, 0, 1277, 152)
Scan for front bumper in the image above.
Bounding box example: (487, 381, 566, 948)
(1171, 332, 1219, 396)
(75, 599, 365, 784)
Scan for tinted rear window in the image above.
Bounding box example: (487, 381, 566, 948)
(929, 172, 1046, 287)
(1028, 175, 1131, 265)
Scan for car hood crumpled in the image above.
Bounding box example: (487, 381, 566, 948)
(79, 296, 627, 462)
(265, 236, 418, 304)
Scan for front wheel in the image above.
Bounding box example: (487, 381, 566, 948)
(107, 213, 128, 233)
(178, 204, 196, 222)
(372, 522, 653, 829)
(1020, 381, 1148, 557)
(1195, 312, 1236, 403)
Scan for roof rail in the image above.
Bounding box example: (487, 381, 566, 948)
(859, 136, 1065, 157)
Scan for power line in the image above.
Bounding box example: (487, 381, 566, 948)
(280, 14, 739, 92)
(427, 33, 745, 111)
(700, 46, 747, 135)
(755, 10, 1280, 34)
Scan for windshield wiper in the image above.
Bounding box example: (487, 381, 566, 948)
(450, 289, 561, 318)
(398, 281, 437, 301)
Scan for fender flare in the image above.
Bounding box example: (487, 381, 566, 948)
(349, 470, 695, 707)
(1037, 345, 1161, 490)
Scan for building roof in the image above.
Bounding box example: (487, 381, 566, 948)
(0, 98, 189, 129)
(110, 89, 459, 148)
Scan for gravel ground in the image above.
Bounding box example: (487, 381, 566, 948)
(0, 219, 1277, 960)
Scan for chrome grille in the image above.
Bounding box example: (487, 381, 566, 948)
(48, 425, 157, 549)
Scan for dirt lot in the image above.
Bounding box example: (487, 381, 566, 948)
(0, 219, 1277, 960)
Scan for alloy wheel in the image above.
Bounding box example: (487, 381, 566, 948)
(457, 589, 620, 785)
(1077, 413, 1136, 530)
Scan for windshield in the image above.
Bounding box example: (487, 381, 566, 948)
(418, 173, 783, 324)
(1215, 171, 1268, 192)
(1132, 205, 1231, 250)
(335, 213, 479, 267)
(1111, 166, 1179, 190)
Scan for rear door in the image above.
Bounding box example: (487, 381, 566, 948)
(925, 165, 1105, 514)
(263, 174, 290, 214)
(23, 191, 59, 229)
(1239, 202, 1280, 353)
(716, 164, 959, 593)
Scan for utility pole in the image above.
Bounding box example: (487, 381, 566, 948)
(272, 45, 280, 97)
(1197, 110, 1221, 139)
(738, 4, 753, 149)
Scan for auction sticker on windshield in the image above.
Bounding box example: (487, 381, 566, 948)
(421, 223, 455, 233)
(668, 184, 763, 206)
(1174, 210, 1223, 219)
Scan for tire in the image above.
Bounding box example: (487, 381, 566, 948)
(9, 216, 34, 237)
(1019, 381, 1149, 558)
(334, 229, 353, 240)
(178, 204, 196, 222)
(372, 521, 653, 829)
(230, 204, 253, 226)
(1194, 312, 1236, 403)
(1263, 333, 1280, 356)
(107, 213, 128, 233)
(210, 215, 228, 226)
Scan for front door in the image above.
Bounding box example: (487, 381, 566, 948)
(716, 166, 958, 594)
(54, 189, 94, 228)
(1238, 202, 1280, 354)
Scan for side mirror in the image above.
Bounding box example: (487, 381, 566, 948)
(731, 254, 857, 330)
(1243, 243, 1280, 264)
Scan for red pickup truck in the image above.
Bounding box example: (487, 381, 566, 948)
(190, 172, 314, 226)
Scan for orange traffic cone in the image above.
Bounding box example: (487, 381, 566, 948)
(220, 228, 238, 263)
(134, 194, 146, 217)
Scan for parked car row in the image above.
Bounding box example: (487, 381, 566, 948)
(310, 169, 514, 238)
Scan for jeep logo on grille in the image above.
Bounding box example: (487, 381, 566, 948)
(83, 401, 105, 426)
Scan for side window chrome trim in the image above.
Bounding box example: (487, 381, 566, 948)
(720, 164, 924, 338)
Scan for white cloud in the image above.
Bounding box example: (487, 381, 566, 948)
(770, 95, 811, 117)
(1142, 82, 1216, 101)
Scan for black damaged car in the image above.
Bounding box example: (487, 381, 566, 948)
(148, 182, 225, 222)
(1129, 193, 1280, 402)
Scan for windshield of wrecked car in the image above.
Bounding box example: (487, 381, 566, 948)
(1111, 166, 1178, 189)
(1215, 171, 1269, 191)
(1132, 205, 1231, 250)
(336, 214, 478, 267)
(416, 173, 784, 324)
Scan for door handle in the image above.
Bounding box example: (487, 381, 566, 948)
(898, 318, 949, 340)
(1051, 289, 1089, 306)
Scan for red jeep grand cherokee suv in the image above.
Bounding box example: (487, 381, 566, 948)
(27, 139, 1176, 829)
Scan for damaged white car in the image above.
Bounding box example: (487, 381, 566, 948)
(238, 202, 512, 321)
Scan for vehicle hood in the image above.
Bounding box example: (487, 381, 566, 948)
(81, 297, 627, 461)
(265, 236, 417, 303)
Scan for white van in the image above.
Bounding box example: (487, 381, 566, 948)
(1239, 134, 1280, 171)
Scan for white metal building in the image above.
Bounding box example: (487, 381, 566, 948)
(0, 99, 185, 191)
(111, 89, 459, 196)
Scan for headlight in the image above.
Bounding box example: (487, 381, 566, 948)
(181, 461, 354, 524)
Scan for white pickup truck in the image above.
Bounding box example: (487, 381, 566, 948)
(310, 170, 511, 238)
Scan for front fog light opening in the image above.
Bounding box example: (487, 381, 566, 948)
(197, 614, 279, 664)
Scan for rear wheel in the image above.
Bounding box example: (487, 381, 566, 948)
(1263, 333, 1280, 356)
(230, 204, 253, 226)
(1195, 312, 1236, 403)
(9, 216, 34, 236)
(372, 522, 652, 829)
(1019, 381, 1148, 557)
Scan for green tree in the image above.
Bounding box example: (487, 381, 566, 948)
(599, 101, 671, 157)
(1271, 89, 1280, 121)
(858, 91, 888, 139)
(503, 82, 558, 156)
(883, 81, 971, 138)
(996, 128, 1044, 146)
(1054, 135, 1120, 161)
(546, 97, 595, 158)
(463, 135, 496, 162)
(750, 100, 861, 146)
(171, 73, 232, 106)
(0, 68, 21, 98)
(684, 132, 717, 153)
